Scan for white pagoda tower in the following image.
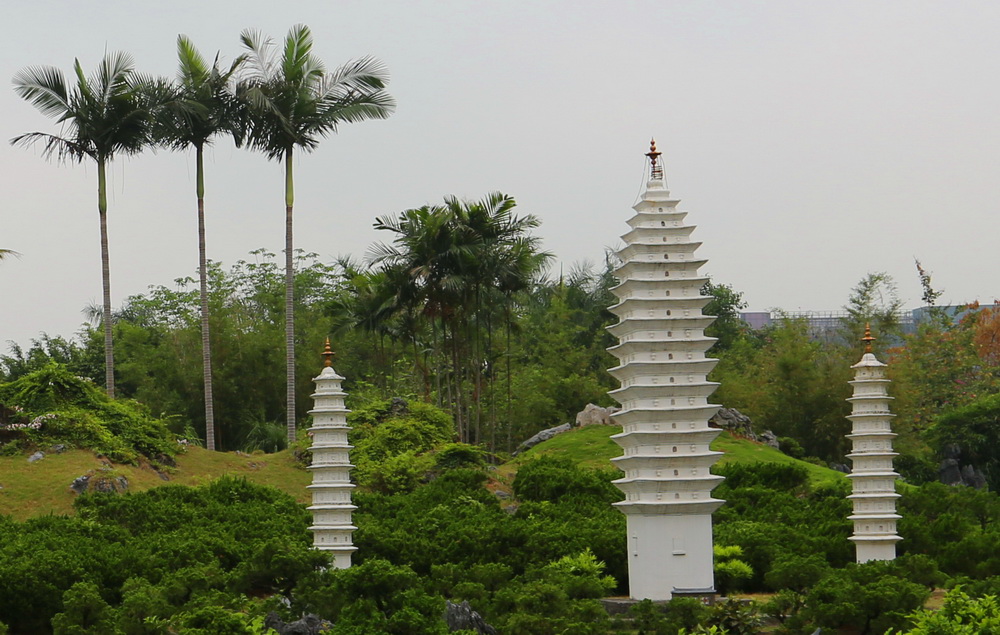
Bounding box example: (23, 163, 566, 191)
(307, 339, 357, 568)
(607, 141, 724, 601)
(846, 325, 901, 562)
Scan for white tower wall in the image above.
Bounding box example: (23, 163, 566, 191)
(608, 142, 724, 601)
(846, 340, 901, 562)
(307, 347, 357, 569)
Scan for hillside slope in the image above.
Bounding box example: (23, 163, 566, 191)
(0, 446, 310, 521)
(508, 424, 846, 488)
(1, 425, 844, 522)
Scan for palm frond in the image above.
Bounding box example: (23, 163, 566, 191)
(96, 51, 136, 105)
(11, 65, 70, 119)
(282, 24, 323, 84)
(10, 131, 89, 162)
(177, 35, 210, 85)
(239, 29, 277, 82)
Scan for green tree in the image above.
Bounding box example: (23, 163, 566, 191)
(899, 588, 1000, 633)
(369, 193, 549, 445)
(239, 24, 395, 443)
(13, 52, 152, 398)
(702, 280, 749, 352)
(928, 393, 1000, 490)
(154, 35, 245, 451)
(51, 582, 117, 635)
(841, 271, 903, 352)
(0, 250, 19, 262)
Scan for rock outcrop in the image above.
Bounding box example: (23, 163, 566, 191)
(574, 404, 618, 427)
(512, 423, 571, 456)
(444, 600, 497, 634)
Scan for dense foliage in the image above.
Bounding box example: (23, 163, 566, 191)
(4, 449, 1000, 633)
(0, 364, 176, 463)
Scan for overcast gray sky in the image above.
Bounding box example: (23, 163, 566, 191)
(3, 1, 999, 350)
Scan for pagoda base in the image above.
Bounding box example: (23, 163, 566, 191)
(625, 512, 716, 600)
(851, 536, 901, 563)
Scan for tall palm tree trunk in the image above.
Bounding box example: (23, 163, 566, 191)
(98, 158, 115, 398)
(196, 145, 217, 451)
(284, 149, 297, 443)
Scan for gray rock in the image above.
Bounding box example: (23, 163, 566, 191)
(512, 423, 572, 456)
(70, 475, 91, 494)
(710, 408, 759, 442)
(444, 600, 497, 634)
(388, 397, 409, 418)
(27, 451, 45, 463)
(758, 430, 780, 450)
(50, 444, 67, 454)
(943, 443, 962, 460)
(961, 464, 988, 489)
(154, 453, 177, 468)
(830, 463, 850, 474)
(494, 489, 511, 499)
(939, 458, 963, 486)
(264, 612, 332, 635)
(575, 403, 618, 427)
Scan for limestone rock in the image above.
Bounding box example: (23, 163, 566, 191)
(575, 403, 618, 427)
(444, 600, 497, 634)
(27, 451, 44, 463)
(69, 473, 129, 494)
(512, 423, 571, 456)
(154, 452, 177, 468)
(961, 464, 988, 489)
(388, 396, 409, 418)
(70, 475, 91, 494)
(938, 445, 988, 488)
(939, 458, 963, 486)
(265, 612, 332, 635)
(709, 408, 756, 440)
(758, 430, 780, 450)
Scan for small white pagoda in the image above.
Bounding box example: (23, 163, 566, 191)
(307, 339, 357, 568)
(846, 325, 901, 562)
(607, 141, 724, 601)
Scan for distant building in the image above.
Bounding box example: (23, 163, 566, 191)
(739, 305, 978, 342)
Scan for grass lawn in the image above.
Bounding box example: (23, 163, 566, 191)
(500, 424, 846, 489)
(0, 446, 311, 521)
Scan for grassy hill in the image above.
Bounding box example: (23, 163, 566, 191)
(507, 424, 846, 488)
(0, 446, 311, 521)
(0, 424, 844, 522)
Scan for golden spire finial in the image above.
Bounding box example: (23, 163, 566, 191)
(646, 138, 663, 180)
(322, 337, 334, 367)
(861, 323, 875, 354)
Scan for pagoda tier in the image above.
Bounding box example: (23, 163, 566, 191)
(607, 142, 724, 601)
(307, 344, 357, 569)
(846, 338, 901, 563)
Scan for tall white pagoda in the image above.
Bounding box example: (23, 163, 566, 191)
(607, 141, 724, 601)
(846, 325, 901, 562)
(307, 339, 357, 568)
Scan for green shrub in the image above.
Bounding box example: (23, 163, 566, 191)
(512, 456, 620, 505)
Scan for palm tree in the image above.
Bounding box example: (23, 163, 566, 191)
(239, 24, 395, 442)
(154, 36, 245, 451)
(12, 52, 150, 398)
(0, 250, 20, 262)
(369, 193, 549, 444)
